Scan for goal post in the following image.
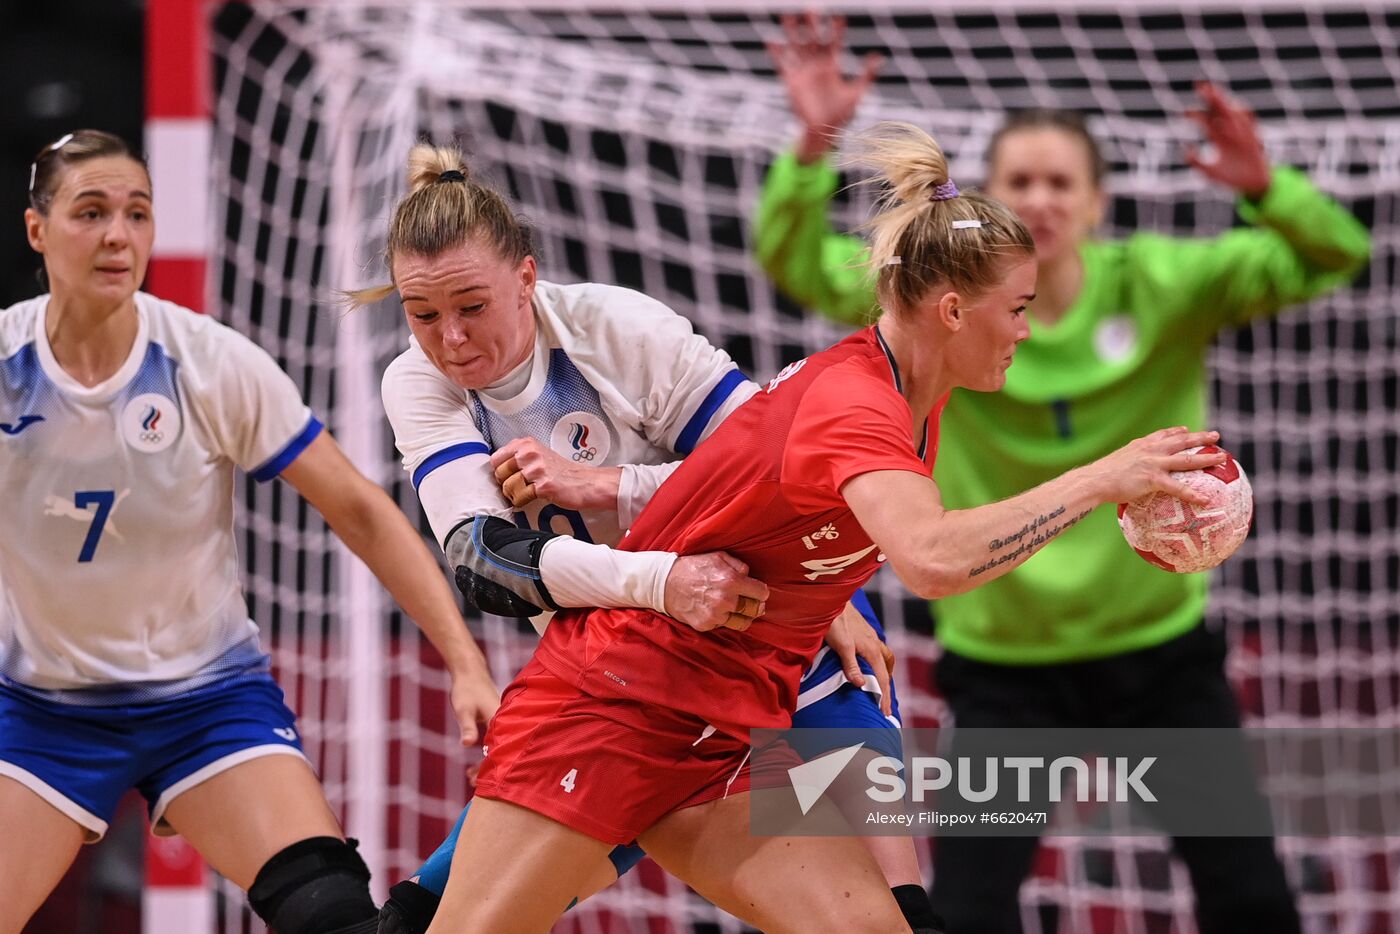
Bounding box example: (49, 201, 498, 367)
(143, 1, 215, 931)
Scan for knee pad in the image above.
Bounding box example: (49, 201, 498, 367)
(248, 836, 376, 934)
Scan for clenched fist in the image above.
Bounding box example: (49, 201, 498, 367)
(490, 437, 622, 511)
(664, 552, 771, 633)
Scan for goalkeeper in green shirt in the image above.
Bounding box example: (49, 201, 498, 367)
(758, 12, 1369, 934)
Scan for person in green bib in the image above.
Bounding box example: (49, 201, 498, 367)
(757, 13, 1369, 934)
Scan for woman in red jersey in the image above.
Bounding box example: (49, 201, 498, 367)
(428, 123, 1226, 934)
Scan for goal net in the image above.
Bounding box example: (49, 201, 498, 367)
(205, 2, 1399, 930)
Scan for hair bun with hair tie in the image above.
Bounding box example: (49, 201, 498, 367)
(929, 179, 959, 201)
(437, 169, 467, 183)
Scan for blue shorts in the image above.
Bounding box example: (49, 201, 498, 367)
(0, 673, 305, 842)
(792, 590, 902, 761)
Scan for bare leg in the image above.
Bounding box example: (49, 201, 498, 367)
(159, 754, 344, 888)
(638, 791, 907, 934)
(426, 797, 613, 934)
(830, 751, 924, 888)
(401, 798, 619, 904)
(0, 776, 87, 934)
(861, 836, 923, 888)
(576, 856, 625, 902)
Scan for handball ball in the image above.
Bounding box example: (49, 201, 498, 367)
(1117, 445, 1253, 573)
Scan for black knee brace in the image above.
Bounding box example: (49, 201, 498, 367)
(248, 836, 377, 934)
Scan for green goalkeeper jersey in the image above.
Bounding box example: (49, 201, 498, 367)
(755, 151, 1370, 664)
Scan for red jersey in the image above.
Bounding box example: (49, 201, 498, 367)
(534, 327, 944, 739)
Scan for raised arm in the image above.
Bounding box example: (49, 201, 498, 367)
(766, 11, 883, 165)
(754, 12, 884, 325)
(842, 428, 1225, 599)
(1161, 81, 1370, 334)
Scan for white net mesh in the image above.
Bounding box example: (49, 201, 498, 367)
(206, 2, 1399, 931)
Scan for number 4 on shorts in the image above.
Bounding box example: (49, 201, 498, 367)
(560, 768, 578, 794)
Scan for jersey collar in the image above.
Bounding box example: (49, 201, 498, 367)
(873, 324, 902, 394)
(35, 293, 150, 404)
(873, 325, 929, 460)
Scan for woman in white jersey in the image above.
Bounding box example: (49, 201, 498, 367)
(358, 145, 938, 933)
(0, 130, 500, 934)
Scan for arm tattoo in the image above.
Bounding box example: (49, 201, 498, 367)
(969, 506, 1092, 578)
(986, 506, 1068, 553)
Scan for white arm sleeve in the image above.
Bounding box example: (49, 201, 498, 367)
(616, 461, 684, 530)
(538, 536, 676, 614)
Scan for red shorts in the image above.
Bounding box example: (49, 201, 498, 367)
(474, 657, 764, 845)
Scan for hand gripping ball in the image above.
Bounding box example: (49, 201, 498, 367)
(1117, 445, 1254, 573)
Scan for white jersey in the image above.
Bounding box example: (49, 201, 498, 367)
(382, 280, 758, 549)
(0, 292, 320, 695)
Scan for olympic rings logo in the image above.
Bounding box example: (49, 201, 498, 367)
(571, 447, 598, 462)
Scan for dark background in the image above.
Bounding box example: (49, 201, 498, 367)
(0, 0, 144, 308)
(6, 5, 146, 932)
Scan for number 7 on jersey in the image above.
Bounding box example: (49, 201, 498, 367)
(75, 490, 116, 563)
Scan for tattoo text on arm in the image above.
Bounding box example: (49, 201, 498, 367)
(970, 506, 1092, 578)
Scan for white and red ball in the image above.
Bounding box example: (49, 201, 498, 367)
(1117, 445, 1254, 574)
